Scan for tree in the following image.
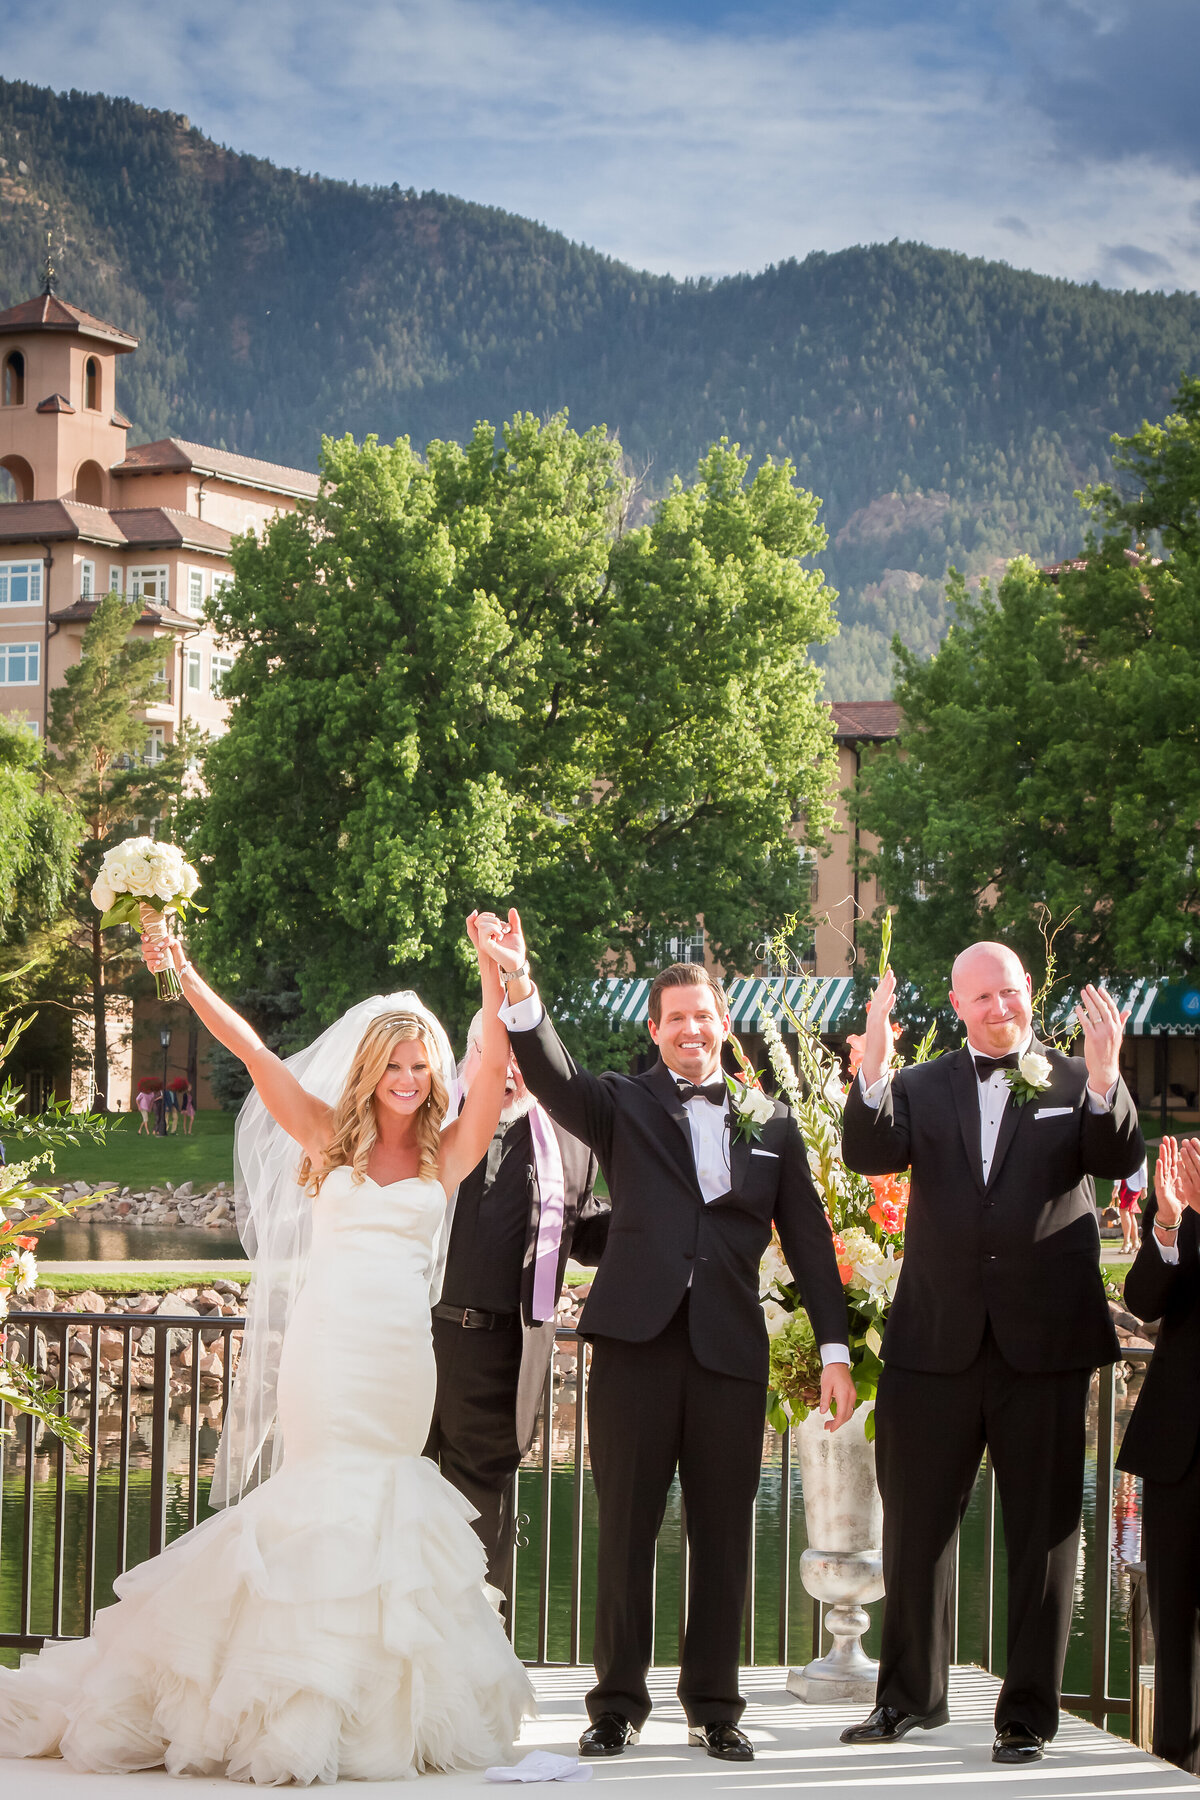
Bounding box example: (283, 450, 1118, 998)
(0, 716, 76, 961)
(39, 594, 195, 1109)
(852, 380, 1200, 1001)
(192, 417, 838, 1047)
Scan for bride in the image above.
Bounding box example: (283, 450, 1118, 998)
(0, 914, 533, 1783)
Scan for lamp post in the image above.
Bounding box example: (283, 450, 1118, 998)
(157, 1025, 171, 1136)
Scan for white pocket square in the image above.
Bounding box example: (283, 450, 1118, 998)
(1033, 1106, 1073, 1119)
(750, 1148, 779, 1159)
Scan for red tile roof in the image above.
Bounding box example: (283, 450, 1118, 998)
(36, 392, 75, 414)
(49, 597, 196, 631)
(0, 500, 232, 553)
(114, 436, 318, 499)
(0, 292, 138, 351)
(829, 700, 902, 741)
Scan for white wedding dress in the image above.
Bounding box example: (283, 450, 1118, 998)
(0, 1170, 533, 1783)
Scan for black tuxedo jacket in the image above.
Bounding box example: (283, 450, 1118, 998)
(1118, 1205, 1200, 1485)
(507, 1011, 848, 1387)
(513, 1119, 607, 1450)
(841, 1044, 1144, 1374)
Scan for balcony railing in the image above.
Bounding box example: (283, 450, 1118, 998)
(0, 1312, 1150, 1737)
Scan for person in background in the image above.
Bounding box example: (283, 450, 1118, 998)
(1118, 1135, 1200, 1774)
(424, 1011, 607, 1592)
(1116, 1159, 1148, 1254)
(134, 1086, 155, 1136)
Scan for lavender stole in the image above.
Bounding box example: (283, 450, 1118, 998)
(528, 1103, 567, 1323)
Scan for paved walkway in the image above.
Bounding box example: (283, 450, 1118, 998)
(2, 1665, 1194, 1796)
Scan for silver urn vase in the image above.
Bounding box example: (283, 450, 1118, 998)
(787, 1403, 884, 1704)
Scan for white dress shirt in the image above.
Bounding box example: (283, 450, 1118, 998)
(499, 987, 850, 1367)
(858, 1033, 1116, 1183)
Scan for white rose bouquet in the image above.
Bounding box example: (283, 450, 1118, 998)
(91, 836, 202, 1001)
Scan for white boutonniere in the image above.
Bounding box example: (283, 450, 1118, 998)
(728, 1077, 774, 1142)
(1005, 1050, 1053, 1107)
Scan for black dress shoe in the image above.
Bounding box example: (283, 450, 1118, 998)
(993, 1723, 1045, 1763)
(840, 1705, 947, 1745)
(579, 1713, 639, 1756)
(688, 1723, 754, 1761)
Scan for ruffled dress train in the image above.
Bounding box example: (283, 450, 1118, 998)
(0, 1171, 533, 1782)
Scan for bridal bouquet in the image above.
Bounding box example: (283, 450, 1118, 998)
(737, 922, 932, 1437)
(91, 836, 201, 1001)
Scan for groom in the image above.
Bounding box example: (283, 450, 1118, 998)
(840, 943, 1144, 1764)
(479, 909, 854, 1763)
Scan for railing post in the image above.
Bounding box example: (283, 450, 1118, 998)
(147, 1322, 171, 1558)
(1090, 1362, 1117, 1727)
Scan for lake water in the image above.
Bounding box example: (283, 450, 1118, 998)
(35, 1222, 247, 1263)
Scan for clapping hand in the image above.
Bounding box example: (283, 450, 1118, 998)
(1155, 1136, 1200, 1231)
(859, 966, 898, 1089)
(1074, 984, 1127, 1097)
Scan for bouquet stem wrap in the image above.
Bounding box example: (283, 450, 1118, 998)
(138, 902, 183, 1002)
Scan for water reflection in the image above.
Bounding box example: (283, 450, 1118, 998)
(35, 1222, 245, 1263)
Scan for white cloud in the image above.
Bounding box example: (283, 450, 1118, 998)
(0, 0, 1197, 290)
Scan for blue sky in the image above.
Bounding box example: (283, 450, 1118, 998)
(2, 0, 1198, 290)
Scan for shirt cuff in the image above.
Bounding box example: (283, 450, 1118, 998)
(498, 985, 544, 1031)
(820, 1343, 852, 1367)
(1085, 1079, 1118, 1112)
(857, 1069, 891, 1108)
(1153, 1228, 1181, 1265)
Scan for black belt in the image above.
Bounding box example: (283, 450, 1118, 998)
(432, 1302, 520, 1331)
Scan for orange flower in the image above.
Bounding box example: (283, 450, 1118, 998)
(831, 1232, 856, 1285)
(15, 1235, 36, 1251)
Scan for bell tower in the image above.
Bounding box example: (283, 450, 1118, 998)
(0, 266, 137, 508)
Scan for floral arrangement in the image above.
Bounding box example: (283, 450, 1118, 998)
(734, 918, 935, 1438)
(91, 836, 201, 1001)
(1006, 1049, 1052, 1106)
(0, 998, 109, 1453)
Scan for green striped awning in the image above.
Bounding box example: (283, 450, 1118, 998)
(1117, 979, 1200, 1036)
(594, 975, 859, 1034)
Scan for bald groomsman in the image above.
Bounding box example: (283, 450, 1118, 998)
(840, 943, 1143, 1765)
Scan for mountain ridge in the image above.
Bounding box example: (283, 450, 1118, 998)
(3, 75, 1200, 696)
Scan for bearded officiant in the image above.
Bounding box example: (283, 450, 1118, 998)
(424, 1011, 607, 1589)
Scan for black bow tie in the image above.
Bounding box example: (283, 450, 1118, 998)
(676, 1079, 727, 1106)
(974, 1053, 1020, 1080)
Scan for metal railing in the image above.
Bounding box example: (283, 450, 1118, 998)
(0, 1313, 1150, 1735)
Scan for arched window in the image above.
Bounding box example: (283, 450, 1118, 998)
(74, 461, 104, 507)
(0, 455, 34, 502)
(2, 351, 25, 407)
(84, 356, 100, 410)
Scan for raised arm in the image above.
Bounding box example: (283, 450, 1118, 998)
(438, 913, 510, 1192)
(142, 930, 333, 1159)
(475, 906, 617, 1158)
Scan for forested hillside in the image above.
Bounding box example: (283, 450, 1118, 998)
(3, 77, 1200, 696)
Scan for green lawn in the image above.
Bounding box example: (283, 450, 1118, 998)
(29, 1110, 236, 1191)
(33, 1269, 251, 1296)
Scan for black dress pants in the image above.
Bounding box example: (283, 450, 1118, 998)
(874, 1326, 1091, 1741)
(424, 1315, 523, 1591)
(584, 1295, 767, 1729)
(1142, 1440, 1200, 1774)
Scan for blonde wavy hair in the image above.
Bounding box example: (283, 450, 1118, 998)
(299, 1011, 449, 1195)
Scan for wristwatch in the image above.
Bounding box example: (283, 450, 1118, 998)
(498, 960, 530, 989)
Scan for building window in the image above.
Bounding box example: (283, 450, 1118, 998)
(0, 642, 41, 685)
(210, 652, 235, 696)
(108, 566, 123, 596)
(80, 560, 95, 599)
(142, 726, 167, 764)
(185, 648, 203, 692)
(17, 717, 40, 738)
(667, 929, 706, 965)
(84, 357, 100, 411)
(187, 569, 205, 613)
(129, 566, 169, 605)
(2, 351, 24, 407)
(0, 562, 43, 608)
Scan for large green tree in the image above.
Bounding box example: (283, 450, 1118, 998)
(853, 379, 1200, 1001)
(39, 594, 196, 1108)
(0, 716, 76, 959)
(193, 416, 837, 1045)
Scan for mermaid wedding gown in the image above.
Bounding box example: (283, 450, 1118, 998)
(0, 1170, 533, 1783)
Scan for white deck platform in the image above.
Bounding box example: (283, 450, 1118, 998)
(2, 1665, 1194, 1796)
